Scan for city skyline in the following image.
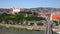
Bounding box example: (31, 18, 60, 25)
(0, 0, 60, 8)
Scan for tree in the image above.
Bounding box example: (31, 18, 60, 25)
(53, 20, 59, 26)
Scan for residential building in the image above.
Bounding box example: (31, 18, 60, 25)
(0, 8, 12, 14)
(50, 12, 60, 20)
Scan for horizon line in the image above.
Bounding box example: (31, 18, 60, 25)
(0, 7, 60, 9)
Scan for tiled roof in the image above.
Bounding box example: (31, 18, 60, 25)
(52, 14, 60, 20)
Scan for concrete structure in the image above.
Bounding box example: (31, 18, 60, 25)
(45, 18, 53, 34)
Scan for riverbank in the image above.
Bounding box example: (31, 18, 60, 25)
(0, 23, 60, 32)
(0, 23, 45, 31)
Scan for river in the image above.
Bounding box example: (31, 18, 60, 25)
(0, 26, 57, 34)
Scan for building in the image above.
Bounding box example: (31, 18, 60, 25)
(0, 8, 24, 15)
(11, 8, 20, 15)
(50, 12, 60, 20)
(0, 8, 12, 14)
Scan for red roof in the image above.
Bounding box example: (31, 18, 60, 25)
(52, 14, 60, 20)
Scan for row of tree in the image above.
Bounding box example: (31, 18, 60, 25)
(0, 12, 45, 25)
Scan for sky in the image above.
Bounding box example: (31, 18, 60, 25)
(0, 0, 60, 8)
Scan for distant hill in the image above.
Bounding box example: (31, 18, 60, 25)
(29, 7, 60, 12)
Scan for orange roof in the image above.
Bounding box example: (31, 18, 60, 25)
(52, 14, 60, 20)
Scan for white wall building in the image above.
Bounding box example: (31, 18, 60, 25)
(12, 8, 20, 14)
